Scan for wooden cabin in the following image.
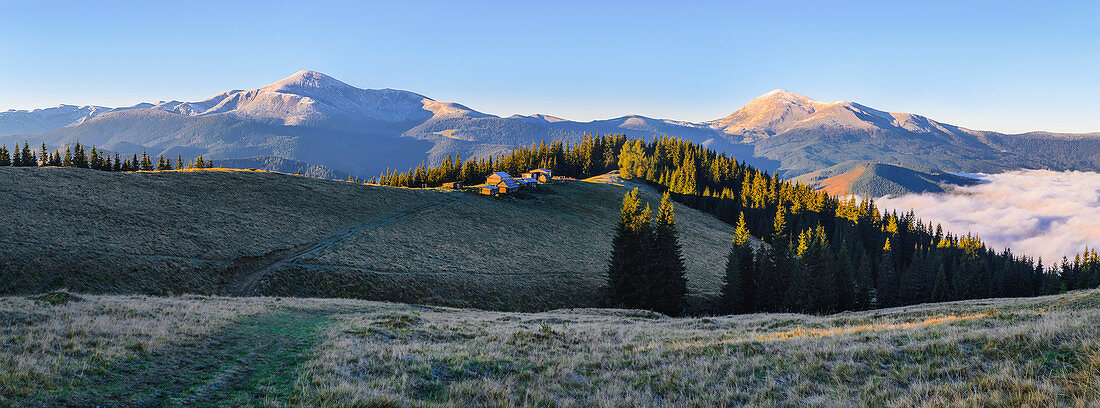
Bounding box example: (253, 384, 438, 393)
(496, 177, 520, 194)
(485, 171, 514, 185)
(441, 181, 463, 189)
(479, 185, 499, 195)
(528, 168, 552, 182)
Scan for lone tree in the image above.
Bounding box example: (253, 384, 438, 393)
(721, 212, 755, 314)
(646, 192, 688, 316)
(607, 188, 652, 310)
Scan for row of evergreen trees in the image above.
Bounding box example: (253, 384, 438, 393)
(0, 140, 214, 171)
(375, 134, 626, 187)
(358, 132, 1099, 315)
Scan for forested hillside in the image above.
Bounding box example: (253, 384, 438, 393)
(383, 134, 1090, 314)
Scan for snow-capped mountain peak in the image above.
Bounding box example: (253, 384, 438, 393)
(260, 70, 356, 95)
(707, 89, 836, 138)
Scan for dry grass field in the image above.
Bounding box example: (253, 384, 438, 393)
(2, 290, 1098, 406)
(0, 167, 737, 311)
(0, 167, 437, 296)
(267, 173, 738, 311)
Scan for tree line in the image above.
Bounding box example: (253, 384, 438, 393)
(374, 134, 626, 187)
(0, 140, 214, 171)
(617, 136, 1070, 314)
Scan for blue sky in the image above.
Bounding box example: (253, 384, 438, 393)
(1, 0, 1098, 133)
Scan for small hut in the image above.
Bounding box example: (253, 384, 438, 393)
(441, 181, 463, 189)
(496, 177, 520, 194)
(479, 185, 499, 195)
(485, 172, 514, 185)
(528, 168, 553, 182)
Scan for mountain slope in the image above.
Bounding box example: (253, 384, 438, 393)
(0, 105, 111, 135)
(0, 167, 738, 312)
(708, 90, 1040, 177)
(794, 161, 980, 197)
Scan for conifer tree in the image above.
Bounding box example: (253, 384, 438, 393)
(20, 142, 33, 167)
(721, 212, 755, 313)
(73, 142, 88, 168)
(63, 147, 73, 167)
(854, 251, 875, 310)
(177, 154, 183, 170)
(646, 192, 688, 315)
(607, 188, 652, 309)
(771, 205, 789, 250)
(0, 146, 10, 166)
(40, 143, 48, 166)
(89, 146, 100, 170)
(140, 152, 153, 171)
(877, 241, 899, 307)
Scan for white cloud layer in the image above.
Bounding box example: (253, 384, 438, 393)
(876, 170, 1100, 262)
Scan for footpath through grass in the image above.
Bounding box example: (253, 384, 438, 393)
(29, 308, 334, 407)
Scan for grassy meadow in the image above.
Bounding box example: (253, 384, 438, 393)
(2, 290, 1098, 406)
(0, 167, 739, 312)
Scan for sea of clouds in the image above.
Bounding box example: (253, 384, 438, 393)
(875, 170, 1100, 262)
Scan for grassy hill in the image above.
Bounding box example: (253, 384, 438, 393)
(3, 289, 1098, 406)
(0, 167, 739, 311)
(794, 161, 980, 197)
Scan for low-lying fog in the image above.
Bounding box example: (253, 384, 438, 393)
(876, 170, 1100, 263)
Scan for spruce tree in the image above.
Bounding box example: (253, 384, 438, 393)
(40, 143, 48, 166)
(854, 251, 875, 310)
(646, 192, 688, 316)
(140, 152, 153, 171)
(788, 228, 816, 312)
(721, 212, 755, 314)
(10, 144, 21, 166)
(73, 142, 88, 168)
(607, 188, 652, 310)
(0, 146, 10, 166)
(63, 147, 73, 167)
(877, 241, 899, 308)
(89, 146, 100, 170)
(20, 142, 33, 167)
(932, 264, 950, 302)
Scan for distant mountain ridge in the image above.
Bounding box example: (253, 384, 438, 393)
(2, 71, 1098, 178)
(794, 161, 981, 197)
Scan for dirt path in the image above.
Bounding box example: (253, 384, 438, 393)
(225, 194, 459, 296)
(35, 308, 336, 407)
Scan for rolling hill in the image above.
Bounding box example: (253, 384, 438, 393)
(793, 161, 980, 197)
(4, 72, 1099, 179)
(0, 166, 744, 312)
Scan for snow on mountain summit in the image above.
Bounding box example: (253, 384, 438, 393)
(260, 70, 357, 94)
(706, 89, 973, 140)
(707, 89, 835, 138)
(142, 70, 441, 125)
